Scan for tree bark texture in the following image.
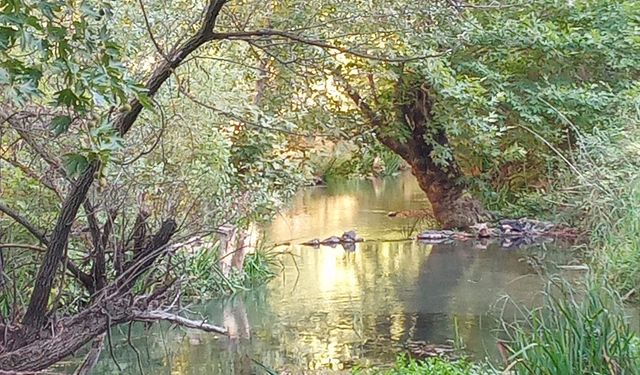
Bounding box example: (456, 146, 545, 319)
(340, 76, 488, 229)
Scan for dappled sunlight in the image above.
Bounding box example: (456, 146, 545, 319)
(270, 193, 359, 243)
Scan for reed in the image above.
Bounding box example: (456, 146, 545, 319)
(498, 278, 640, 374)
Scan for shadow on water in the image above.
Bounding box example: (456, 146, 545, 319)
(80, 173, 574, 374)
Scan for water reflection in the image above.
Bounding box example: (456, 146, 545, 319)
(84, 173, 566, 374)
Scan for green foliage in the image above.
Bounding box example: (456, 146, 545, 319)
(500, 279, 640, 375)
(309, 141, 405, 181)
(549, 121, 640, 295)
(177, 242, 278, 300)
(416, 0, 640, 205)
(0, 0, 144, 109)
(3, 1, 640, 371)
(593, 185, 640, 296)
(352, 356, 495, 375)
(258, 0, 640, 208)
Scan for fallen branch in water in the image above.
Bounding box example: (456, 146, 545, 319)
(134, 311, 228, 335)
(556, 265, 589, 271)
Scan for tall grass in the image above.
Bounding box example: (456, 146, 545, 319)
(592, 185, 640, 298)
(551, 124, 640, 298)
(499, 278, 640, 374)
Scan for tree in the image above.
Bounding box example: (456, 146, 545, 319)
(1, 0, 639, 371)
(243, 0, 640, 227)
(0, 0, 441, 370)
(0, 0, 287, 370)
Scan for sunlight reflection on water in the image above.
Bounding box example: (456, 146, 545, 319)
(85, 173, 570, 374)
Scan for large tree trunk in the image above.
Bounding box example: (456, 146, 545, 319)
(385, 83, 488, 229)
(380, 129, 487, 229)
(339, 75, 488, 229)
(406, 150, 487, 229)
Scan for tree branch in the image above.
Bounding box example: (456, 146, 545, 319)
(8, 121, 67, 180)
(0, 202, 48, 244)
(0, 293, 226, 372)
(0, 156, 63, 199)
(332, 71, 411, 157)
(118, 219, 177, 292)
(22, 0, 230, 331)
(211, 29, 451, 63)
(0, 243, 46, 252)
(83, 201, 106, 292)
(134, 311, 227, 335)
(23, 161, 100, 329)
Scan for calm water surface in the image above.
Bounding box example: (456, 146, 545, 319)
(83, 174, 571, 374)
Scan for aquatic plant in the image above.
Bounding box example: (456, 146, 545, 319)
(352, 356, 496, 375)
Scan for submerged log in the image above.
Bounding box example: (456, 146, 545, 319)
(301, 239, 321, 247)
(321, 236, 342, 245)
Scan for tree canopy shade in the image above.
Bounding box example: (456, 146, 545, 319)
(248, 0, 640, 225)
(1, 0, 639, 371)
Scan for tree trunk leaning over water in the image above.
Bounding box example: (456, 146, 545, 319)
(339, 76, 489, 229)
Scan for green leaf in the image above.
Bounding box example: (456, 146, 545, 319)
(50, 115, 72, 136)
(62, 153, 89, 176)
(54, 88, 79, 108)
(0, 26, 16, 49)
(137, 93, 155, 112)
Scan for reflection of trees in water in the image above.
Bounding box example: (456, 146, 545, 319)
(238, 240, 433, 370)
(84, 241, 559, 373)
(239, 241, 493, 369)
(79, 294, 262, 374)
(412, 241, 555, 356)
(269, 173, 428, 244)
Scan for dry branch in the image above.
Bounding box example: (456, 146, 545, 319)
(0, 294, 225, 372)
(134, 311, 227, 335)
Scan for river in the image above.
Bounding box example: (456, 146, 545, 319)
(70, 173, 574, 374)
